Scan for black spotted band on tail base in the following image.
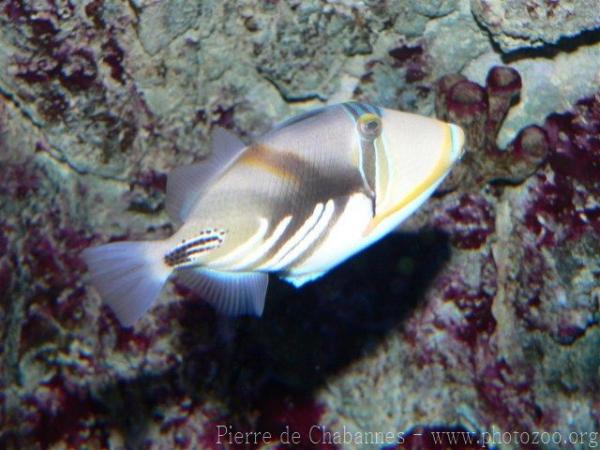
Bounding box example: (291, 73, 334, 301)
(164, 229, 226, 267)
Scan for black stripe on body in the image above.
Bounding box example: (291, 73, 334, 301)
(252, 214, 299, 268)
(280, 196, 351, 273)
(240, 143, 366, 269)
(250, 203, 326, 271)
(268, 201, 327, 269)
(360, 136, 377, 215)
(342, 102, 381, 215)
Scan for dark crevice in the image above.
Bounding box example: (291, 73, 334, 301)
(258, 71, 327, 103)
(501, 26, 600, 63)
(491, 26, 600, 63)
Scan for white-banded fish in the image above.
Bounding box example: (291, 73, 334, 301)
(82, 102, 465, 325)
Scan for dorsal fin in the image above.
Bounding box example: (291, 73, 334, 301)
(267, 106, 329, 134)
(166, 127, 246, 223)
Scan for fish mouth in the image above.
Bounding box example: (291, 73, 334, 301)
(449, 123, 466, 162)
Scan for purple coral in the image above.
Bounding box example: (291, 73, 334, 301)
(424, 66, 599, 438)
(23, 375, 107, 449)
(525, 94, 600, 246)
(0, 162, 40, 200)
(102, 37, 126, 84)
(446, 80, 489, 121)
(388, 42, 428, 83)
(501, 125, 550, 181)
(252, 389, 336, 450)
(438, 77, 488, 151)
(474, 360, 539, 431)
(435, 66, 548, 190)
(58, 48, 98, 91)
(432, 193, 495, 250)
(545, 95, 600, 189)
(436, 66, 522, 154)
(485, 66, 522, 136)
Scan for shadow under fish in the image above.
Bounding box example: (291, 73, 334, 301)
(85, 229, 450, 448)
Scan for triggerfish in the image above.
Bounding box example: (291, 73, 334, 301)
(83, 102, 465, 326)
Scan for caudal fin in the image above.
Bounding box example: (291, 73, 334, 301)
(82, 240, 172, 326)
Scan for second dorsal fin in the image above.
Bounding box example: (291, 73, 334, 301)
(166, 127, 246, 223)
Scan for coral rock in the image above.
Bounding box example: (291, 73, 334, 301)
(472, 0, 600, 52)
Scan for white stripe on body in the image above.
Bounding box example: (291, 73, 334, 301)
(229, 215, 293, 270)
(287, 193, 372, 276)
(271, 199, 335, 271)
(260, 202, 326, 271)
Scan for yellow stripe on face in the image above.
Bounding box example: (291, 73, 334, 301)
(364, 123, 453, 236)
(374, 135, 389, 208)
(238, 145, 300, 184)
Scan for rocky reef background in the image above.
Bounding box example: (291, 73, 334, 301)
(0, 0, 598, 449)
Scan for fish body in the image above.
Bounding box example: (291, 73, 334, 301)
(83, 102, 465, 325)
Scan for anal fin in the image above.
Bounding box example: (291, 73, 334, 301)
(176, 267, 269, 316)
(282, 271, 325, 288)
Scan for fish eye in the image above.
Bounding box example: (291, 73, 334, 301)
(358, 114, 382, 137)
(366, 120, 379, 130)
